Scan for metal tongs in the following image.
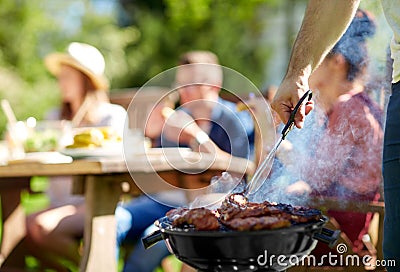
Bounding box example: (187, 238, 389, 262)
(244, 90, 313, 196)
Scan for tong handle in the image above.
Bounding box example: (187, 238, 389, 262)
(281, 90, 313, 139)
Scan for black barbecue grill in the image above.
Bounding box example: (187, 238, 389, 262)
(143, 215, 339, 272)
(142, 90, 338, 271)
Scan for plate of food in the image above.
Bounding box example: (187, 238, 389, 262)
(60, 146, 123, 159)
(59, 127, 123, 159)
(7, 151, 74, 164)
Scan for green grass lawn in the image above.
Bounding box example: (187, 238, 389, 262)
(21, 177, 51, 213)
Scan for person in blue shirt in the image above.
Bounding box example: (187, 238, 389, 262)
(116, 51, 255, 272)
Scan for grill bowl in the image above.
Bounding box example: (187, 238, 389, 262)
(143, 216, 338, 271)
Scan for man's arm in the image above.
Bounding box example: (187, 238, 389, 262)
(162, 108, 232, 159)
(271, 0, 360, 128)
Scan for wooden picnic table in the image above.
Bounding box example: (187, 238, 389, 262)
(0, 149, 255, 272)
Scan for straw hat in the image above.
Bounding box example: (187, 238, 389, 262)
(44, 42, 109, 91)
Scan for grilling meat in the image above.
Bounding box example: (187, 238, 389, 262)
(218, 198, 283, 221)
(166, 194, 323, 231)
(166, 207, 220, 230)
(283, 205, 323, 223)
(217, 196, 322, 230)
(222, 216, 291, 231)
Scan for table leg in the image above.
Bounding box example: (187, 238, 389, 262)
(80, 175, 122, 272)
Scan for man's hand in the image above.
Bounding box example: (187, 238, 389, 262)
(162, 109, 201, 145)
(271, 0, 360, 128)
(271, 75, 314, 129)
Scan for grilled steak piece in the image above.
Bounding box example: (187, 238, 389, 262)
(166, 207, 220, 230)
(218, 199, 283, 221)
(164, 195, 323, 231)
(283, 205, 323, 223)
(166, 207, 188, 221)
(218, 195, 323, 229)
(222, 216, 291, 231)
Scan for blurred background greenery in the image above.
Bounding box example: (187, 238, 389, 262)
(0, 0, 392, 136)
(0, 0, 393, 271)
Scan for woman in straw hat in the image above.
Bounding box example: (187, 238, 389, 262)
(25, 42, 126, 271)
(44, 42, 125, 129)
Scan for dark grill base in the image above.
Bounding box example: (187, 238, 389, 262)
(142, 216, 339, 272)
(178, 249, 310, 272)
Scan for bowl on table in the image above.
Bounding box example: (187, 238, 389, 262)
(23, 119, 73, 152)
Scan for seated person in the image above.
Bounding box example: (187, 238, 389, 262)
(25, 42, 126, 272)
(117, 50, 255, 272)
(270, 9, 383, 260)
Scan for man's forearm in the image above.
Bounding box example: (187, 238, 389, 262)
(286, 0, 360, 79)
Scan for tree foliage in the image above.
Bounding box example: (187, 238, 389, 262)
(116, 0, 279, 88)
(0, 0, 283, 136)
(0, 0, 131, 135)
(0, 0, 61, 135)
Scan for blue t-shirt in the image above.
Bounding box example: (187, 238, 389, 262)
(159, 98, 254, 159)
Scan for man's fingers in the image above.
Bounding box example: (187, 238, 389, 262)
(293, 97, 314, 129)
(161, 107, 175, 119)
(271, 85, 314, 128)
(294, 103, 306, 129)
(271, 100, 290, 125)
(305, 101, 314, 115)
(277, 107, 291, 125)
